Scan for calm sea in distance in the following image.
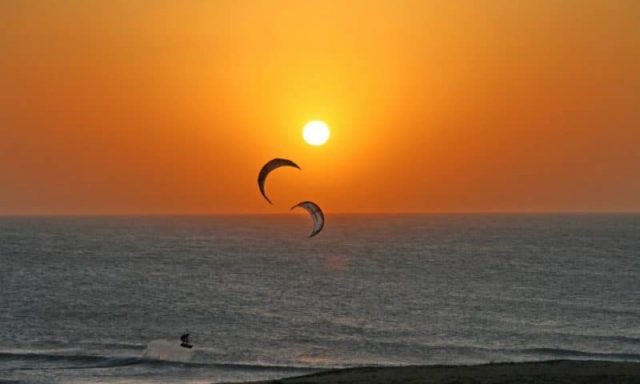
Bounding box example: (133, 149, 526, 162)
(1, 214, 639, 383)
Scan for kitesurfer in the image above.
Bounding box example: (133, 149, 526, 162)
(180, 333, 192, 349)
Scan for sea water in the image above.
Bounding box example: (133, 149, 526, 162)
(1, 214, 639, 383)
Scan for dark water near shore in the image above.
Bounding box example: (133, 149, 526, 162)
(1, 214, 639, 383)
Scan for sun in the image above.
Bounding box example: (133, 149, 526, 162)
(303, 120, 330, 146)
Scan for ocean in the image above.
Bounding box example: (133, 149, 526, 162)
(1, 214, 639, 383)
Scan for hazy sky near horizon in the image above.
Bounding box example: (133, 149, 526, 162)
(1, 1, 639, 214)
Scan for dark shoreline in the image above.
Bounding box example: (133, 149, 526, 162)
(239, 360, 640, 384)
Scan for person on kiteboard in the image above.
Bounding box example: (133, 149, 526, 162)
(180, 333, 192, 349)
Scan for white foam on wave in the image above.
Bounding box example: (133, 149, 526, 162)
(141, 339, 193, 362)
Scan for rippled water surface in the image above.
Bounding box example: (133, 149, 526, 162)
(1, 214, 639, 383)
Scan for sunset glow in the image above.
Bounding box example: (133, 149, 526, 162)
(303, 121, 330, 146)
(0, 1, 638, 214)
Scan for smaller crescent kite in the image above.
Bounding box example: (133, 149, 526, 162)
(291, 201, 325, 238)
(257, 158, 301, 204)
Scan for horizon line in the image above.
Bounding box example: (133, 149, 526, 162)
(0, 210, 639, 217)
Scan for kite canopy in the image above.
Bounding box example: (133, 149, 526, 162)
(257, 158, 301, 204)
(291, 201, 325, 238)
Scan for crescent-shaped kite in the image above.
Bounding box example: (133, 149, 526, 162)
(257, 158, 301, 204)
(291, 201, 325, 238)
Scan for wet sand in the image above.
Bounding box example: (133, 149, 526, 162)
(244, 360, 640, 384)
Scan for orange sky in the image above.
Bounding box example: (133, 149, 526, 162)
(1, 1, 639, 214)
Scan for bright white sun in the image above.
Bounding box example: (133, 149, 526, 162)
(303, 120, 330, 146)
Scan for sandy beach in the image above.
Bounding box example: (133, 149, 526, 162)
(246, 360, 640, 384)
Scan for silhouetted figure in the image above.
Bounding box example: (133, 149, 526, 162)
(180, 333, 192, 349)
